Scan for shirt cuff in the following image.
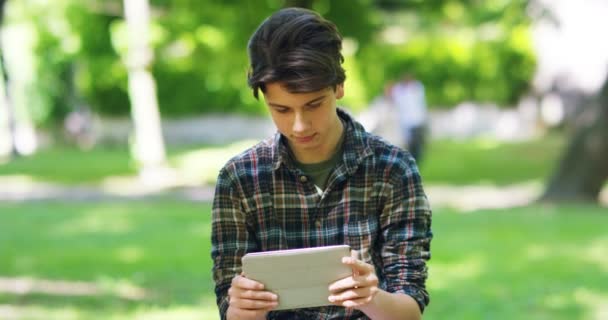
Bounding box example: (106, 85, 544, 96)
(218, 295, 230, 320)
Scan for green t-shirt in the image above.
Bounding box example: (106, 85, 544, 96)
(293, 132, 345, 191)
(295, 149, 342, 190)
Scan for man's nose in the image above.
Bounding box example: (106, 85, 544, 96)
(293, 111, 310, 133)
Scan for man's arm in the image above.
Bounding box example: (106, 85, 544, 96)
(359, 291, 422, 320)
(212, 167, 277, 320)
(329, 154, 431, 319)
(377, 157, 433, 314)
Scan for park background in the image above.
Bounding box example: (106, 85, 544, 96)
(1, 0, 607, 319)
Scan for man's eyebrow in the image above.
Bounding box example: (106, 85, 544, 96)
(268, 95, 326, 109)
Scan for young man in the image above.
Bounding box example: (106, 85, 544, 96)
(212, 7, 432, 320)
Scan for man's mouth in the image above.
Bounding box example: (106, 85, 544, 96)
(293, 134, 316, 143)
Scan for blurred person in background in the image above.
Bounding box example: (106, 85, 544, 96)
(388, 73, 428, 162)
(211, 7, 432, 320)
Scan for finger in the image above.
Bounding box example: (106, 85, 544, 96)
(231, 296, 279, 310)
(328, 276, 360, 293)
(239, 289, 278, 301)
(341, 296, 374, 308)
(350, 250, 360, 277)
(232, 275, 265, 290)
(328, 286, 371, 303)
(342, 256, 374, 274)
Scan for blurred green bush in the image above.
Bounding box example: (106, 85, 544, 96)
(4, 0, 535, 123)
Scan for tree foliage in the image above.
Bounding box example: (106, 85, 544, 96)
(4, 0, 536, 123)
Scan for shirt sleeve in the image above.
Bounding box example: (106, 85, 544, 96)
(211, 166, 257, 320)
(379, 156, 433, 312)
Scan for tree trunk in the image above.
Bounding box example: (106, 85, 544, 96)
(0, 0, 13, 160)
(0, 55, 14, 160)
(1, 0, 38, 157)
(541, 77, 608, 202)
(123, 0, 167, 178)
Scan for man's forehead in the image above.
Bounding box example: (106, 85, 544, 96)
(264, 83, 330, 101)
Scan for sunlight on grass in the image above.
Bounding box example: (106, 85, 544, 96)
(426, 180, 543, 211)
(472, 137, 502, 150)
(95, 277, 152, 300)
(544, 292, 571, 311)
(0, 276, 151, 301)
(428, 255, 485, 291)
(524, 236, 608, 272)
(170, 139, 258, 185)
(0, 135, 566, 188)
(0, 147, 135, 183)
(545, 288, 608, 320)
(0, 303, 220, 320)
(524, 243, 550, 260)
(425, 205, 608, 319)
(115, 246, 145, 264)
(3, 202, 606, 319)
(52, 207, 134, 236)
(187, 222, 212, 236)
(574, 288, 608, 320)
(420, 134, 564, 186)
(584, 236, 608, 272)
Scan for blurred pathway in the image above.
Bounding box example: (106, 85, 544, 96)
(3, 175, 606, 209)
(0, 175, 214, 203)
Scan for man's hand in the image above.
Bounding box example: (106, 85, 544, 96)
(226, 274, 278, 320)
(327, 254, 379, 309)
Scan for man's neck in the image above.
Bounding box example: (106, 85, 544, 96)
(290, 117, 344, 164)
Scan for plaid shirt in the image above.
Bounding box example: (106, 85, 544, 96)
(212, 109, 432, 320)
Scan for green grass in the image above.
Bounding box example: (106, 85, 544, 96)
(419, 134, 565, 186)
(0, 201, 217, 319)
(426, 204, 608, 320)
(0, 136, 565, 186)
(0, 147, 136, 184)
(1, 201, 607, 319)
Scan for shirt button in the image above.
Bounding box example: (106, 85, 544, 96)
(300, 175, 308, 183)
(315, 220, 321, 228)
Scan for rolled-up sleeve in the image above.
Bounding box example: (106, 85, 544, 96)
(379, 159, 432, 312)
(211, 166, 257, 320)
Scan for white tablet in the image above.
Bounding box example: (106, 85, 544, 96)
(241, 245, 352, 310)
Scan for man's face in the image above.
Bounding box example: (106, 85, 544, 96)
(263, 82, 344, 162)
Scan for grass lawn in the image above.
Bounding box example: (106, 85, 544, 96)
(419, 134, 565, 186)
(0, 147, 136, 184)
(0, 201, 218, 319)
(1, 201, 607, 319)
(0, 135, 565, 186)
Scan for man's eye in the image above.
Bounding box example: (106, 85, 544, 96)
(308, 103, 321, 109)
(275, 108, 289, 113)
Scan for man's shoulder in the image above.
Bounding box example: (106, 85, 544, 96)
(220, 136, 276, 174)
(360, 130, 417, 171)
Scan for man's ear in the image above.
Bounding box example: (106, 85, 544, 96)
(335, 84, 345, 99)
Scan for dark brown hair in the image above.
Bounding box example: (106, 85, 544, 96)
(247, 7, 346, 99)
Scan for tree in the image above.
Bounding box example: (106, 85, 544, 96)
(0, 0, 13, 160)
(530, 0, 608, 203)
(122, 0, 168, 179)
(0, 0, 38, 157)
(541, 77, 608, 203)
